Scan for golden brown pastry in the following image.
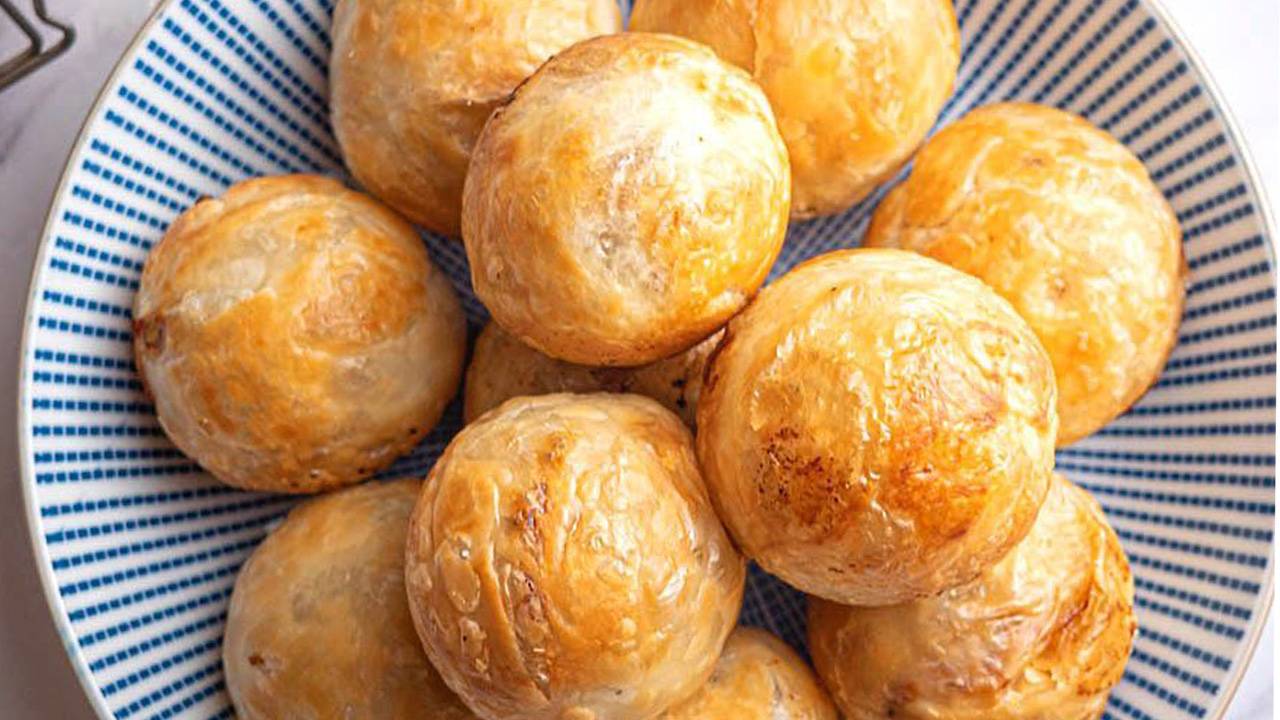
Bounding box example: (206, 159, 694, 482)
(661, 627, 838, 720)
(865, 102, 1185, 445)
(462, 33, 790, 366)
(464, 322, 723, 426)
(405, 393, 745, 720)
(808, 474, 1136, 720)
(133, 175, 466, 493)
(697, 248, 1058, 605)
(631, 0, 959, 219)
(223, 479, 475, 720)
(330, 0, 621, 237)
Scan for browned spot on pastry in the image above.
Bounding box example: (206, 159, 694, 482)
(757, 427, 858, 532)
(885, 680, 918, 716)
(514, 479, 549, 549)
(134, 316, 166, 355)
(538, 431, 570, 470)
(506, 567, 553, 700)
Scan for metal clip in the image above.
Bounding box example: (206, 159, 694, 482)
(0, 0, 75, 93)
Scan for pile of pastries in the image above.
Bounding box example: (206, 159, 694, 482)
(131, 0, 1186, 717)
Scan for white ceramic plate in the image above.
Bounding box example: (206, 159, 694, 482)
(18, 0, 1276, 718)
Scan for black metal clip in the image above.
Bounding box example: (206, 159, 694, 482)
(0, 0, 75, 93)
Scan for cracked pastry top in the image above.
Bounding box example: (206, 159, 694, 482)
(697, 248, 1058, 606)
(808, 473, 1136, 720)
(133, 175, 466, 493)
(405, 393, 745, 720)
(865, 102, 1185, 445)
(631, 0, 959, 219)
(330, 0, 622, 237)
(462, 32, 790, 367)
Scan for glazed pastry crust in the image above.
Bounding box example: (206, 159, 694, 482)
(223, 480, 475, 720)
(661, 627, 838, 720)
(462, 33, 790, 366)
(809, 474, 1137, 720)
(405, 393, 746, 720)
(463, 322, 722, 426)
(865, 102, 1186, 445)
(631, 0, 959, 219)
(134, 175, 466, 493)
(697, 248, 1058, 605)
(330, 0, 621, 236)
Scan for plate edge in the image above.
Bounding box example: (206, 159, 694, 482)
(14, 1, 179, 718)
(1137, 2, 1279, 718)
(12, 1, 1278, 718)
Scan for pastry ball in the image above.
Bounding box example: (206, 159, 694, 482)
(809, 474, 1136, 720)
(631, 0, 959, 219)
(662, 627, 838, 720)
(697, 249, 1058, 605)
(865, 102, 1185, 445)
(330, 0, 621, 237)
(463, 33, 790, 366)
(405, 393, 745, 720)
(224, 480, 475, 720)
(134, 175, 466, 493)
(464, 322, 722, 426)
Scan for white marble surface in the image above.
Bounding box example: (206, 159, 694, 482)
(0, 0, 1273, 717)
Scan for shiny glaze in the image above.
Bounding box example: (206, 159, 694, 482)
(406, 393, 745, 720)
(809, 474, 1136, 720)
(224, 480, 476, 720)
(697, 248, 1058, 605)
(463, 33, 790, 366)
(133, 175, 466, 493)
(330, 0, 621, 236)
(632, 0, 959, 218)
(865, 102, 1186, 445)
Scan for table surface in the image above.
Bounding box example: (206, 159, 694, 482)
(0, 1, 1274, 717)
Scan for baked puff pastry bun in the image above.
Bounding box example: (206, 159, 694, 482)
(697, 249, 1058, 605)
(631, 0, 959, 219)
(661, 627, 838, 720)
(865, 102, 1185, 445)
(462, 33, 790, 366)
(808, 474, 1136, 720)
(134, 175, 466, 493)
(330, 0, 621, 237)
(405, 393, 746, 720)
(223, 480, 475, 720)
(463, 322, 722, 426)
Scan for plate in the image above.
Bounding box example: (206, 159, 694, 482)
(18, 0, 1276, 717)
